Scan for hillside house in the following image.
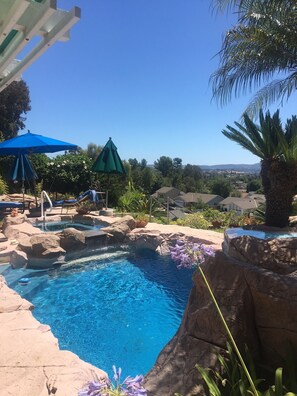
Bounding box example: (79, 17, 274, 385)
(219, 196, 262, 215)
(152, 187, 181, 201)
(174, 193, 224, 208)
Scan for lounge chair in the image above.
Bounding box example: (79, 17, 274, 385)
(30, 190, 105, 216)
(0, 201, 27, 214)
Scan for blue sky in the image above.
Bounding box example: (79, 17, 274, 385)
(22, 0, 297, 165)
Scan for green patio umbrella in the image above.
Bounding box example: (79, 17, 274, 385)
(91, 137, 126, 208)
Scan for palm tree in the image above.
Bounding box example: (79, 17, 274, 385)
(211, 0, 297, 117)
(222, 110, 297, 227)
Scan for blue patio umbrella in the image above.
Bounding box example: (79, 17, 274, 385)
(11, 154, 38, 182)
(0, 131, 78, 155)
(0, 131, 78, 204)
(10, 154, 38, 204)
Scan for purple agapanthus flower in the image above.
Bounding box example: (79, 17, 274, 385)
(78, 367, 147, 396)
(170, 240, 215, 269)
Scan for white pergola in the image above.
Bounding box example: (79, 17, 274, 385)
(0, 0, 81, 92)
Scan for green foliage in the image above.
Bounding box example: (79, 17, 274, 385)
(222, 110, 297, 161)
(177, 213, 211, 229)
(254, 203, 266, 223)
(42, 153, 93, 195)
(210, 177, 232, 198)
(117, 190, 154, 213)
(154, 156, 174, 177)
(189, 198, 208, 211)
(247, 179, 262, 193)
(196, 343, 297, 396)
(35, 181, 43, 197)
(80, 143, 103, 160)
(222, 110, 297, 227)
(211, 0, 297, 117)
(0, 175, 8, 195)
(0, 80, 31, 140)
(202, 208, 225, 223)
(230, 190, 242, 198)
(133, 212, 149, 222)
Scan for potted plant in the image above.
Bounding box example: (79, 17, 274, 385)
(76, 201, 94, 215)
(134, 213, 148, 228)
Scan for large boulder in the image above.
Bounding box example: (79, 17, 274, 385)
(2, 214, 27, 231)
(104, 223, 130, 243)
(59, 228, 86, 251)
(17, 234, 32, 254)
(127, 230, 166, 252)
(102, 215, 136, 243)
(224, 235, 297, 274)
(10, 250, 28, 269)
(144, 250, 297, 396)
(30, 234, 65, 258)
(3, 222, 41, 240)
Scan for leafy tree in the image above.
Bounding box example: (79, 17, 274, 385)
(140, 167, 157, 194)
(247, 178, 262, 192)
(222, 109, 297, 227)
(43, 153, 93, 195)
(154, 156, 173, 177)
(82, 143, 102, 160)
(0, 80, 31, 140)
(211, 0, 297, 117)
(183, 164, 203, 181)
(180, 176, 197, 193)
(210, 177, 232, 198)
(173, 157, 182, 170)
(230, 190, 242, 197)
(128, 158, 140, 170)
(140, 158, 147, 169)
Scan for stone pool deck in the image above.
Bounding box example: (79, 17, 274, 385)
(0, 219, 224, 396)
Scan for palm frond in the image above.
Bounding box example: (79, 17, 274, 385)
(244, 73, 297, 118)
(222, 109, 296, 161)
(211, 0, 297, 111)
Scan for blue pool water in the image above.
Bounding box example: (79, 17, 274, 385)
(34, 221, 103, 232)
(226, 227, 297, 240)
(8, 249, 193, 377)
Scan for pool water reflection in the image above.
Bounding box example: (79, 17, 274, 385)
(8, 248, 194, 378)
(33, 221, 103, 232)
(226, 227, 297, 240)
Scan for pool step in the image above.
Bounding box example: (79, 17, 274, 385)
(3, 268, 32, 287)
(84, 230, 107, 248)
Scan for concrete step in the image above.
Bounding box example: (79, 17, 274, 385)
(84, 230, 107, 248)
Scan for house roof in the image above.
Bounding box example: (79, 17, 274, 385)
(0, 0, 81, 92)
(175, 193, 223, 204)
(219, 197, 260, 210)
(155, 187, 180, 194)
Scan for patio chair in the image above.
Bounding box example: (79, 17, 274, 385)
(54, 189, 102, 213)
(30, 190, 105, 215)
(0, 201, 27, 214)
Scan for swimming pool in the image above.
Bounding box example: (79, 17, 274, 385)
(7, 248, 193, 378)
(226, 227, 297, 240)
(33, 221, 103, 232)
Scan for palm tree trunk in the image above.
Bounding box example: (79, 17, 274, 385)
(261, 159, 297, 227)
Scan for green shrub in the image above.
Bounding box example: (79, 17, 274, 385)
(0, 176, 8, 195)
(196, 343, 297, 396)
(177, 213, 211, 229)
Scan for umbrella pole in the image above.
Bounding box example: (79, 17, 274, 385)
(21, 155, 25, 208)
(33, 179, 38, 207)
(22, 180, 25, 209)
(106, 174, 110, 209)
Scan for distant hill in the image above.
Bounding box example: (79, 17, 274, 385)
(199, 163, 260, 173)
